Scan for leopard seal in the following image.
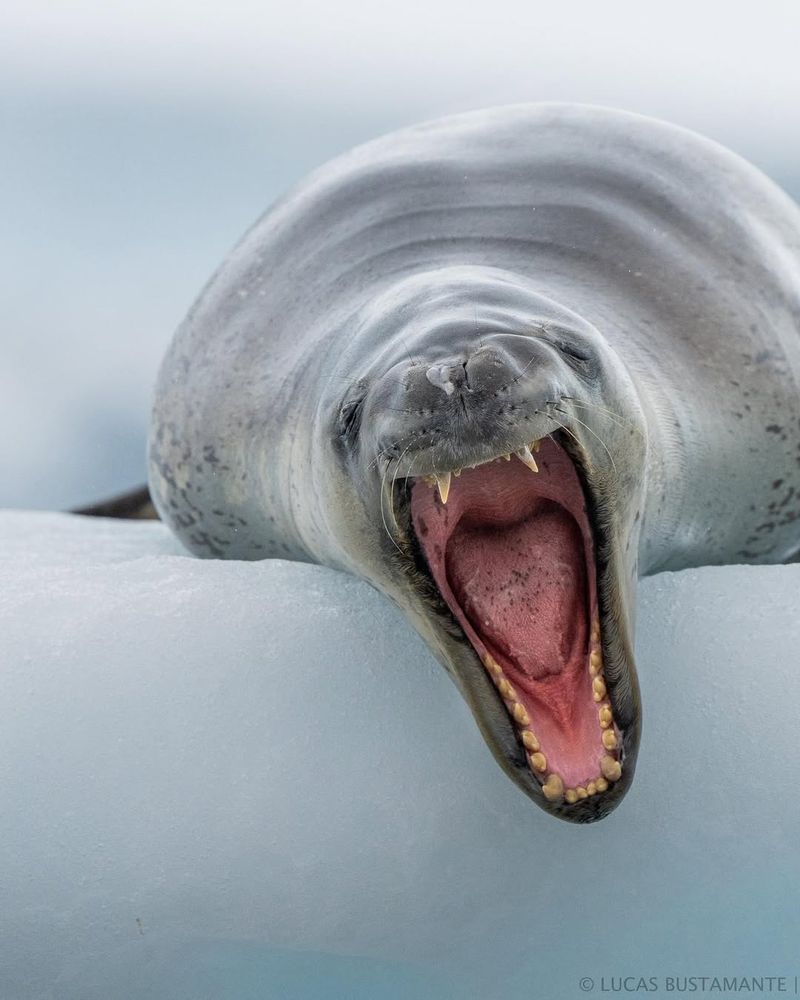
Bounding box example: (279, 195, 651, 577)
(147, 103, 800, 822)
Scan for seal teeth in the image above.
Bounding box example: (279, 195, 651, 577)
(521, 730, 540, 752)
(601, 729, 618, 750)
(515, 445, 539, 473)
(512, 702, 530, 725)
(600, 755, 622, 782)
(483, 638, 622, 808)
(435, 471, 451, 504)
(542, 773, 565, 803)
(529, 752, 547, 773)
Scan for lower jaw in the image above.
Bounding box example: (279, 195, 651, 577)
(480, 626, 623, 804)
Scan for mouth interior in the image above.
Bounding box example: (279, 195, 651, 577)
(410, 439, 617, 793)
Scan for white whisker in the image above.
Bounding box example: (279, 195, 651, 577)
(555, 405, 618, 475)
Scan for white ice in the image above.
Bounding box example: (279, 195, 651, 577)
(1, 511, 798, 1000)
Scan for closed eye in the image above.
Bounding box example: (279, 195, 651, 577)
(558, 341, 595, 375)
(338, 398, 364, 440)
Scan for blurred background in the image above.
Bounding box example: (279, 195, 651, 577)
(2, 1, 799, 509)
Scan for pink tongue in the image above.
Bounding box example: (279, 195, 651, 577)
(447, 503, 585, 680)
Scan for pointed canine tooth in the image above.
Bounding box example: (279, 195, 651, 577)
(515, 445, 539, 473)
(600, 755, 622, 782)
(435, 471, 451, 504)
(542, 773, 565, 803)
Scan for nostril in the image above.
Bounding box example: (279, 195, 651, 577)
(425, 364, 456, 396)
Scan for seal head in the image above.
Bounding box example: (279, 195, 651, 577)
(325, 266, 646, 820)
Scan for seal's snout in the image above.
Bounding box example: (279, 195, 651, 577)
(421, 346, 518, 399)
(355, 334, 568, 482)
(393, 337, 556, 412)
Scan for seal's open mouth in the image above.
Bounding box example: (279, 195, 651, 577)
(407, 438, 622, 806)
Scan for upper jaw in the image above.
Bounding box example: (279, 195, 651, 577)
(375, 425, 556, 485)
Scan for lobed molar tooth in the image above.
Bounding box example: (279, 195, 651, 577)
(592, 676, 607, 702)
(564, 773, 611, 805)
(423, 475, 437, 488)
(521, 730, 540, 752)
(453, 468, 462, 477)
(598, 705, 613, 728)
(542, 773, 565, 803)
(600, 755, 622, 782)
(515, 445, 539, 473)
(502, 453, 512, 461)
(529, 752, 547, 773)
(483, 653, 502, 677)
(591, 621, 600, 643)
(498, 678, 515, 700)
(512, 702, 530, 726)
(435, 471, 451, 504)
(601, 729, 618, 750)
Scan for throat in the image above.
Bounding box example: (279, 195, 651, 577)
(447, 505, 587, 680)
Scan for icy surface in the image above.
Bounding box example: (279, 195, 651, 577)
(1, 511, 799, 1000)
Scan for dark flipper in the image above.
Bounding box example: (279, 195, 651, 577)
(71, 484, 159, 520)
